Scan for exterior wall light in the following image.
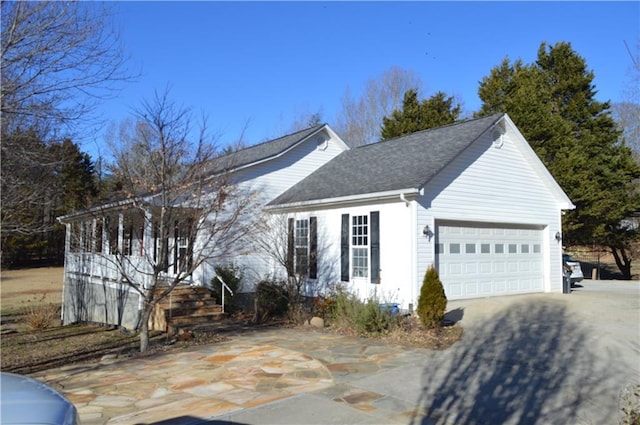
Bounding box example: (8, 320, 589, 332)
(423, 225, 433, 241)
(555, 231, 562, 242)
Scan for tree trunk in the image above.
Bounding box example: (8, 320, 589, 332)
(138, 302, 154, 353)
(610, 246, 633, 280)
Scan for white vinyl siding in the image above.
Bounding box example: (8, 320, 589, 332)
(417, 125, 565, 301)
(233, 133, 347, 203)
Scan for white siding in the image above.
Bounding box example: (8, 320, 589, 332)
(416, 126, 565, 301)
(233, 132, 347, 204)
(304, 200, 415, 308)
(222, 131, 347, 291)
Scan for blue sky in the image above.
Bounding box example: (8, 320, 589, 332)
(88, 1, 639, 156)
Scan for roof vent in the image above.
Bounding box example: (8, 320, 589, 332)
(493, 134, 504, 149)
(316, 135, 328, 151)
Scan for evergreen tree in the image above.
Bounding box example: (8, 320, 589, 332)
(1, 134, 97, 266)
(50, 139, 98, 212)
(477, 42, 640, 278)
(380, 89, 461, 141)
(417, 266, 447, 329)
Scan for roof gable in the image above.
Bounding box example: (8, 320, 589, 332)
(206, 124, 336, 175)
(268, 114, 505, 207)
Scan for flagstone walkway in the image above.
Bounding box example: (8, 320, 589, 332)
(32, 327, 423, 424)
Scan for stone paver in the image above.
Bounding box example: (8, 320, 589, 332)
(28, 281, 639, 425)
(33, 335, 349, 424)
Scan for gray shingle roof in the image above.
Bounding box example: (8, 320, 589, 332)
(207, 124, 326, 174)
(268, 113, 505, 206)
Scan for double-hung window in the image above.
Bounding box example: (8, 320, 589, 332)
(294, 219, 309, 275)
(341, 211, 379, 283)
(287, 217, 317, 279)
(351, 215, 369, 278)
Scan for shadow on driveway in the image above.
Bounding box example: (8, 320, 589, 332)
(412, 300, 626, 425)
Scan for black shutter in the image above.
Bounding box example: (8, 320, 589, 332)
(173, 221, 178, 274)
(287, 218, 294, 276)
(370, 211, 380, 284)
(341, 214, 349, 281)
(309, 217, 317, 279)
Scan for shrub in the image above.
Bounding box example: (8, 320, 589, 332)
(255, 279, 289, 321)
(22, 294, 59, 330)
(417, 266, 447, 329)
(210, 264, 242, 311)
(329, 288, 396, 336)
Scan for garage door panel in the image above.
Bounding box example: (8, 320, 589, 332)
(465, 263, 477, 274)
(448, 263, 462, 275)
(436, 221, 544, 300)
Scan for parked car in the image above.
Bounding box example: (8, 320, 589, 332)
(563, 254, 584, 285)
(1, 372, 80, 425)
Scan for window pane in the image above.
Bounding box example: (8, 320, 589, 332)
(495, 244, 504, 254)
(508, 244, 517, 254)
(352, 215, 368, 247)
(521, 244, 529, 253)
(533, 244, 541, 253)
(466, 243, 476, 254)
(436, 243, 444, 254)
(352, 247, 368, 277)
(450, 243, 460, 254)
(481, 243, 490, 254)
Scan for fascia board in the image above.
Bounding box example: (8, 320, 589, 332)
(224, 124, 347, 175)
(265, 187, 420, 212)
(57, 198, 138, 223)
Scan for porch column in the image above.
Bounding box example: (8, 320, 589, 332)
(117, 212, 124, 256)
(143, 208, 154, 290)
(102, 216, 108, 254)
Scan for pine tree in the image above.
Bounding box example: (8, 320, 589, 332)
(417, 266, 447, 329)
(477, 41, 640, 278)
(380, 89, 461, 141)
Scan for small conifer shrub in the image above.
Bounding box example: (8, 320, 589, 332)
(417, 265, 447, 329)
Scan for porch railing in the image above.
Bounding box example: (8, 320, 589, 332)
(218, 276, 234, 314)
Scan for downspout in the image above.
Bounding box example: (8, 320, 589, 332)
(410, 197, 417, 313)
(400, 192, 417, 313)
(399, 193, 410, 207)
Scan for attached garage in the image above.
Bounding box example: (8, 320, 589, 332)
(269, 114, 574, 309)
(436, 221, 545, 300)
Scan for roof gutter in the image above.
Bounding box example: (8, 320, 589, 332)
(265, 187, 421, 213)
(57, 198, 138, 224)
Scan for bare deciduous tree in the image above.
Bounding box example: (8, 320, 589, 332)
(255, 213, 336, 323)
(96, 90, 260, 352)
(612, 39, 640, 162)
(333, 66, 423, 147)
(1, 1, 130, 249)
(1, 1, 130, 136)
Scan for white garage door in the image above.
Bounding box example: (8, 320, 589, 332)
(436, 221, 544, 299)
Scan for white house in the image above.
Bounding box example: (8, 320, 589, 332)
(59, 113, 574, 328)
(58, 124, 349, 328)
(267, 113, 574, 309)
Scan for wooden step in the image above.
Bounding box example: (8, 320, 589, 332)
(149, 285, 225, 332)
(169, 312, 225, 326)
(164, 305, 223, 318)
(157, 299, 214, 310)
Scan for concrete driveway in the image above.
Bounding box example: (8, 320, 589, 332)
(36, 280, 639, 424)
(219, 280, 639, 425)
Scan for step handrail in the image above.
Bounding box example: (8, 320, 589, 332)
(217, 276, 234, 313)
